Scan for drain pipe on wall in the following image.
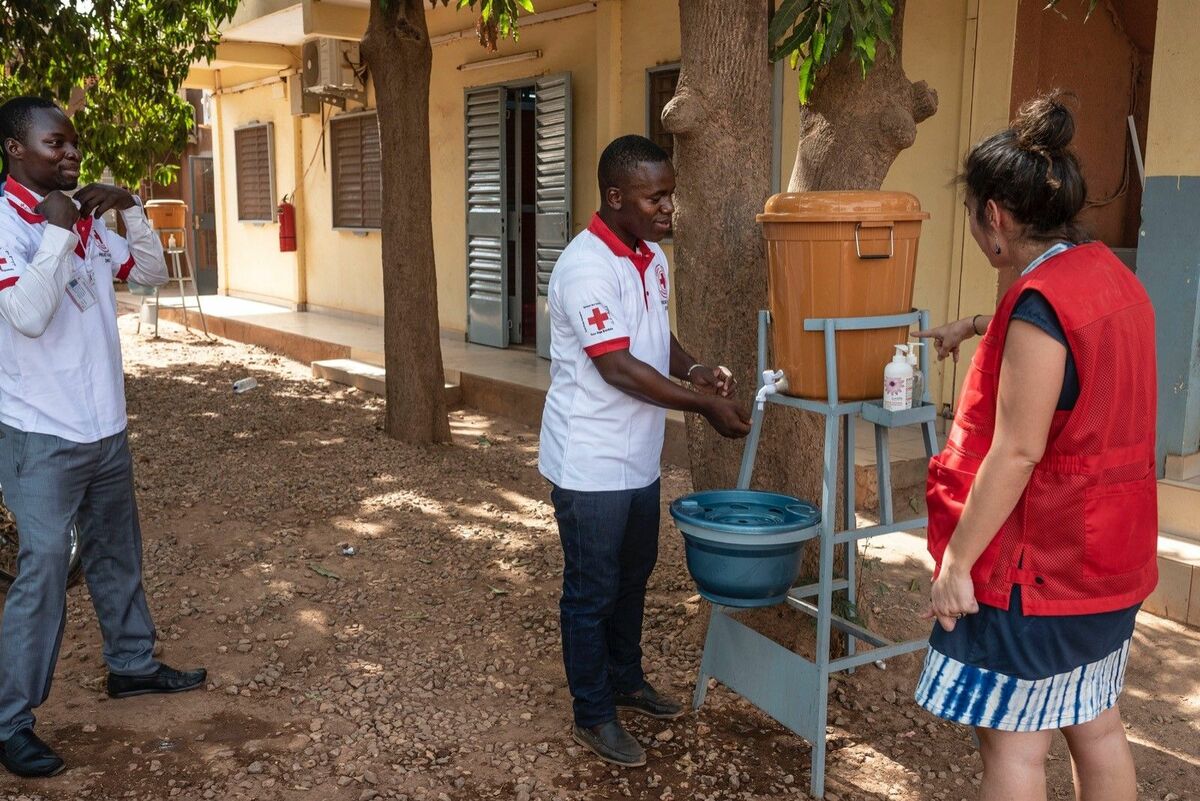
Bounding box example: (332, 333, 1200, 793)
(291, 111, 308, 311)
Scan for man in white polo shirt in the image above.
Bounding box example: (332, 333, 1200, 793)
(0, 97, 206, 778)
(540, 135, 750, 767)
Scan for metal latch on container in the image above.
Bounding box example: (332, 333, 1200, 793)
(855, 221, 894, 260)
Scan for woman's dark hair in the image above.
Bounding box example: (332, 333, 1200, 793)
(964, 90, 1088, 243)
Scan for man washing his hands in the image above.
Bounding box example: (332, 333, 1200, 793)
(0, 97, 206, 778)
(539, 135, 751, 767)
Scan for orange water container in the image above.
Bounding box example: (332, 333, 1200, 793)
(757, 192, 929, 400)
(144, 199, 188, 250)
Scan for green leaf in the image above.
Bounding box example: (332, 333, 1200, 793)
(822, 1, 851, 66)
(771, 5, 821, 63)
(309, 564, 342, 580)
(514, 0, 535, 12)
(797, 53, 816, 105)
(768, 0, 811, 45)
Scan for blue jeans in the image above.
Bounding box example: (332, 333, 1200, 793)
(551, 479, 660, 728)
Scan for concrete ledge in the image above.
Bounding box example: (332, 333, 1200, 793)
(128, 300, 351, 366)
(1159, 479, 1200, 541)
(1145, 533, 1200, 628)
(313, 359, 462, 406)
(1166, 451, 1200, 481)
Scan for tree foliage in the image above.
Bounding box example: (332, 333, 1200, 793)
(769, 0, 898, 104)
(0, 0, 238, 186)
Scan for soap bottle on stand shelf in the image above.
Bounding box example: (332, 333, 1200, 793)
(907, 341, 924, 406)
(883, 344, 914, 412)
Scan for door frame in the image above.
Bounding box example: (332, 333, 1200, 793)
(187, 154, 218, 295)
(464, 76, 543, 349)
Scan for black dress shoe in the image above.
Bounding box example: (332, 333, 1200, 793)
(0, 728, 65, 777)
(571, 720, 646, 767)
(107, 664, 207, 698)
(615, 682, 685, 720)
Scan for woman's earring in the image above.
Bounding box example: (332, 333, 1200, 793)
(992, 241, 1002, 255)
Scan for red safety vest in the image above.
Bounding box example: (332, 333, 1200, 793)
(926, 242, 1158, 615)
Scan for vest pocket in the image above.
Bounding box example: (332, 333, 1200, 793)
(926, 458, 976, 564)
(1083, 475, 1158, 577)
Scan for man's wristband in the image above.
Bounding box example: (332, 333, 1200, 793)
(971, 314, 985, 336)
(685, 363, 704, 381)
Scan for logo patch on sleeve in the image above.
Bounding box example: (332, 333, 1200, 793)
(580, 303, 614, 336)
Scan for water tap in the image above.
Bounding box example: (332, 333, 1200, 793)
(755, 369, 788, 410)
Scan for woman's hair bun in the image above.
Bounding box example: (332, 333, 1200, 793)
(1012, 90, 1077, 155)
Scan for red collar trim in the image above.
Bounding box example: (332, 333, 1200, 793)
(588, 213, 654, 273)
(4, 176, 46, 224)
(5, 176, 90, 257)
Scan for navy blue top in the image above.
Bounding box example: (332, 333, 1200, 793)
(1011, 290, 1080, 410)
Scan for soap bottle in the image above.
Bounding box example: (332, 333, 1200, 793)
(907, 341, 924, 406)
(883, 344, 914, 411)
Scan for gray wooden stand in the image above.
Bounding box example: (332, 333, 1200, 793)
(692, 309, 938, 798)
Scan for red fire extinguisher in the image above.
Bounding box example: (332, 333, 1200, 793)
(278, 195, 297, 252)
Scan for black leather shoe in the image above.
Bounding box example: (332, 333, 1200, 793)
(107, 664, 207, 699)
(615, 682, 685, 720)
(571, 720, 646, 767)
(0, 728, 65, 777)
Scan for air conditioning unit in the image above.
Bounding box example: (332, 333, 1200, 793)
(302, 38, 366, 108)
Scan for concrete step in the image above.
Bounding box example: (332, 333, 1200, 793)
(1165, 451, 1200, 482)
(1159, 478, 1200, 541)
(1145, 531, 1200, 627)
(312, 359, 462, 406)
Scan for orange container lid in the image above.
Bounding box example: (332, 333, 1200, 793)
(757, 191, 929, 223)
(144, 199, 187, 208)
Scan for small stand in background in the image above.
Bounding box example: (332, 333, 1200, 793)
(140, 200, 210, 338)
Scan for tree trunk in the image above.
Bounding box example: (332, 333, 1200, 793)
(782, 0, 937, 579)
(665, 0, 773, 493)
(361, 0, 452, 444)
(789, 0, 937, 193)
(669, 0, 937, 604)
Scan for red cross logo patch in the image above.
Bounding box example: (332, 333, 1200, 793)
(580, 303, 614, 336)
(654, 263, 668, 300)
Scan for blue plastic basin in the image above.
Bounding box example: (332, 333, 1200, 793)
(669, 490, 821, 608)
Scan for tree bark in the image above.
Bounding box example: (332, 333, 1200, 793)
(361, 0, 452, 444)
(665, 0, 773, 493)
(789, 0, 937, 193)
(670, 1, 937, 603)
(782, 0, 937, 579)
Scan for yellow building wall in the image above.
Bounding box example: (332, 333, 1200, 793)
(202, 0, 1022, 379)
(427, 9, 601, 334)
(212, 80, 303, 306)
(299, 84, 387, 319)
(1144, 0, 1200, 176)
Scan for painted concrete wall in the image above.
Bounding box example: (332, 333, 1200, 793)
(1009, 0, 1152, 253)
(427, 9, 600, 335)
(212, 81, 303, 306)
(1138, 0, 1200, 464)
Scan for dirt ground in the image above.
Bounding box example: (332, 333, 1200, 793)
(0, 315, 1196, 801)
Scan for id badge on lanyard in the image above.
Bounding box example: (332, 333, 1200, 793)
(67, 217, 99, 312)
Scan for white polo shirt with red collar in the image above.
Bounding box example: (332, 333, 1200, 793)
(539, 213, 672, 492)
(0, 176, 166, 443)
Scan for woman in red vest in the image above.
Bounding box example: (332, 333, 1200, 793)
(914, 92, 1157, 800)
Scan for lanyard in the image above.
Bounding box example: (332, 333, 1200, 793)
(1021, 241, 1074, 276)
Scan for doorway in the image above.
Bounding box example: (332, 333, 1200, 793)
(505, 86, 537, 347)
(464, 73, 572, 357)
(188, 156, 218, 294)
